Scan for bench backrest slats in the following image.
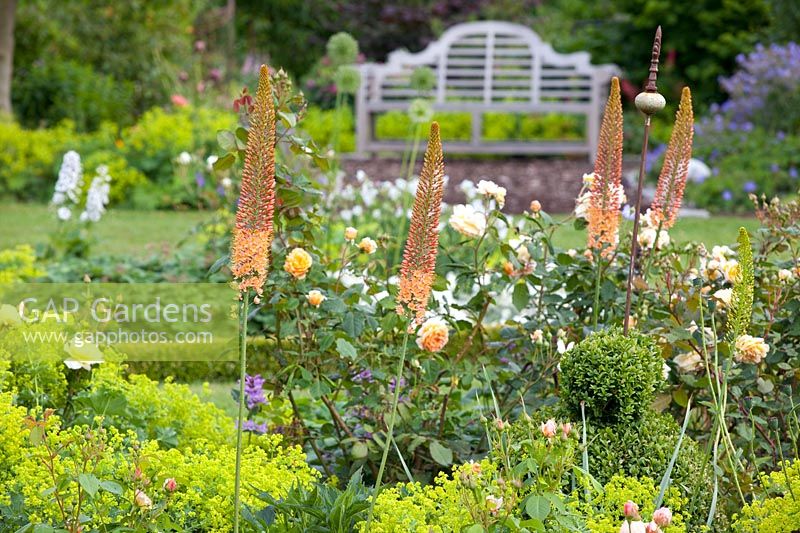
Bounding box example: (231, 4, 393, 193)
(355, 21, 619, 160)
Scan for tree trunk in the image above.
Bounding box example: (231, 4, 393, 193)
(0, 0, 17, 115)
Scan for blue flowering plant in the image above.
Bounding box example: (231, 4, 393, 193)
(672, 43, 800, 211)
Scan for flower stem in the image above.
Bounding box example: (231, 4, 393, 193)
(592, 250, 602, 328)
(233, 292, 250, 533)
(624, 114, 653, 335)
(365, 327, 411, 529)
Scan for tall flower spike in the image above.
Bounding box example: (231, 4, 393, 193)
(396, 122, 445, 326)
(651, 87, 693, 229)
(587, 77, 624, 258)
(231, 65, 277, 296)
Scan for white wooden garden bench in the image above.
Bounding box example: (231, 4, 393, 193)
(355, 21, 620, 161)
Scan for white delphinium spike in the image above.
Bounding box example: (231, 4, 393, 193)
(52, 151, 83, 219)
(80, 165, 112, 223)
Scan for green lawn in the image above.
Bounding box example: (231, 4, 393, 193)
(0, 202, 208, 256)
(550, 215, 761, 251)
(0, 201, 759, 257)
(187, 381, 237, 418)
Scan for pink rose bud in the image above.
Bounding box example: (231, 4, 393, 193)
(561, 422, 572, 439)
(163, 478, 177, 492)
(652, 507, 672, 527)
(134, 489, 152, 508)
(623, 500, 639, 519)
(540, 419, 557, 438)
(645, 521, 660, 533)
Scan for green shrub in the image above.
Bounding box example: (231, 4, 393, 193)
(301, 105, 356, 152)
(0, 245, 45, 283)
(586, 410, 713, 531)
(733, 460, 800, 532)
(0, 120, 77, 199)
(75, 364, 234, 448)
(82, 150, 148, 205)
(120, 106, 234, 185)
(687, 126, 800, 212)
(12, 60, 134, 132)
(559, 327, 664, 426)
(375, 111, 471, 142)
(483, 112, 584, 141)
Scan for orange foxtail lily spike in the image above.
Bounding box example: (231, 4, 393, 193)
(396, 122, 445, 326)
(651, 87, 693, 230)
(230, 65, 277, 296)
(587, 76, 624, 258)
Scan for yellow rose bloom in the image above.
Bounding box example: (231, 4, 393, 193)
(721, 259, 741, 283)
(284, 248, 313, 280)
(345, 226, 358, 242)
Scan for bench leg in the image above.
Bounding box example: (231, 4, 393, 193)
(355, 83, 370, 159)
(471, 111, 482, 146)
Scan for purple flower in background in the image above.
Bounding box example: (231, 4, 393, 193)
(777, 131, 786, 141)
(790, 167, 798, 179)
(722, 189, 733, 201)
(216, 185, 226, 197)
(242, 374, 268, 409)
(646, 143, 667, 173)
(622, 204, 636, 221)
(712, 167, 720, 176)
(743, 181, 758, 193)
(195, 172, 206, 188)
(388, 376, 406, 393)
(353, 368, 374, 383)
(770, 163, 780, 173)
(236, 419, 268, 434)
(717, 42, 800, 128)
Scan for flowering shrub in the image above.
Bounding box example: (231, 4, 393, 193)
(683, 43, 800, 211)
(0, 400, 318, 532)
(733, 460, 800, 532)
(574, 475, 688, 533)
(0, 245, 45, 283)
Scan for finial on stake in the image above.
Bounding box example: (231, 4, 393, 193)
(645, 26, 662, 93)
(624, 26, 666, 335)
(634, 27, 666, 116)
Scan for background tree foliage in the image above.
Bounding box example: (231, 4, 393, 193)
(13, 0, 202, 126)
(8, 0, 791, 126)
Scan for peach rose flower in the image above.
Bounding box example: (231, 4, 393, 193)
(306, 289, 326, 307)
(416, 317, 449, 352)
(358, 237, 377, 254)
